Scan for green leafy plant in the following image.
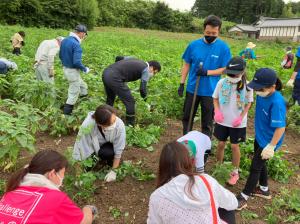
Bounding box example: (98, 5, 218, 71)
(115, 160, 155, 181)
(63, 171, 97, 203)
(240, 210, 259, 224)
(10, 73, 57, 110)
(0, 111, 35, 171)
(264, 187, 300, 223)
(126, 124, 161, 148)
(0, 99, 46, 133)
(0, 179, 5, 195)
(43, 107, 80, 136)
(267, 151, 295, 183)
(288, 104, 300, 133)
(211, 162, 234, 186)
(0, 76, 10, 97)
(109, 206, 122, 219)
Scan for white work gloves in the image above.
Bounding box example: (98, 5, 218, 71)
(261, 144, 275, 160)
(286, 79, 294, 87)
(104, 170, 116, 182)
(84, 67, 90, 74)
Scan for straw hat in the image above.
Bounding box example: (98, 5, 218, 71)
(246, 42, 256, 49)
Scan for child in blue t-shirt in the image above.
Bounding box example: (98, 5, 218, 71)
(236, 68, 286, 210)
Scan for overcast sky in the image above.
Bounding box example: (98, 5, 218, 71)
(160, 0, 299, 11)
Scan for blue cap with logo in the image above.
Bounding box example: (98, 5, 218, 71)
(247, 68, 277, 90)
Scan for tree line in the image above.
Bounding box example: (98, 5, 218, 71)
(0, 0, 195, 33)
(0, 0, 299, 32)
(192, 0, 300, 24)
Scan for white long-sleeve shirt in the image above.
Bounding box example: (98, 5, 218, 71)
(35, 39, 60, 69)
(147, 174, 238, 224)
(73, 112, 126, 160)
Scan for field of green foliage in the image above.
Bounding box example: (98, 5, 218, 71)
(0, 25, 299, 223)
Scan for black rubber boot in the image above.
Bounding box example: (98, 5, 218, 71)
(126, 114, 135, 127)
(63, 104, 74, 115)
(79, 94, 88, 99)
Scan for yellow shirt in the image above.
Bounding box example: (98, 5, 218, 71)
(11, 33, 24, 48)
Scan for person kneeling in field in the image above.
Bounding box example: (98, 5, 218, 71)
(0, 150, 97, 224)
(102, 57, 161, 126)
(177, 130, 211, 173)
(73, 104, 126, 182)
(281, 46, 294, 69)
(0, 58, 17, 74)
(236, 68, 286, 210)
(147, 141, 238, 224)
(213, 57, 253, 185)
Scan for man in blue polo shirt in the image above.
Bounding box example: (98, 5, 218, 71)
(287, 45, 300, 105)
(59, 24, 90, 115)
(178, 15, 232, 136)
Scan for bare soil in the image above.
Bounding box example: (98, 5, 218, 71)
(2, 118, 299, 224)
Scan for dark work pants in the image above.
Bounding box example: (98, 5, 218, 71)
(243, 140, 268, 196)
(102, 68, 135, 124)
(218, 208, 236, 224)
(12, 47, 21, 55)
(97, 142, 114, 167)
(292, 79, 300, 105)
(182, 92, 214, 137)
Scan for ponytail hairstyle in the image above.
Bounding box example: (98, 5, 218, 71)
(275, 78, 283, 91)
(236, 71, 250, 92)
(6, 150, 68, 192)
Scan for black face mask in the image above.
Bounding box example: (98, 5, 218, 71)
(204, 35, 217, 44)
(227, 74, 236, 78)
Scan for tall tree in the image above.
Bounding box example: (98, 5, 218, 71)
(152, 2, 174, 31)
(192, 0, 285, 23)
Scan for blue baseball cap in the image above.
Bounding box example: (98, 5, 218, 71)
(75, 24, 88, 35)
(247, 68, 277, 90)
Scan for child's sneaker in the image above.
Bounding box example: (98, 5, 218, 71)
(252, 186, 272, 200)
(236, 193, 247, 211)
(227, 172, 239, 185)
